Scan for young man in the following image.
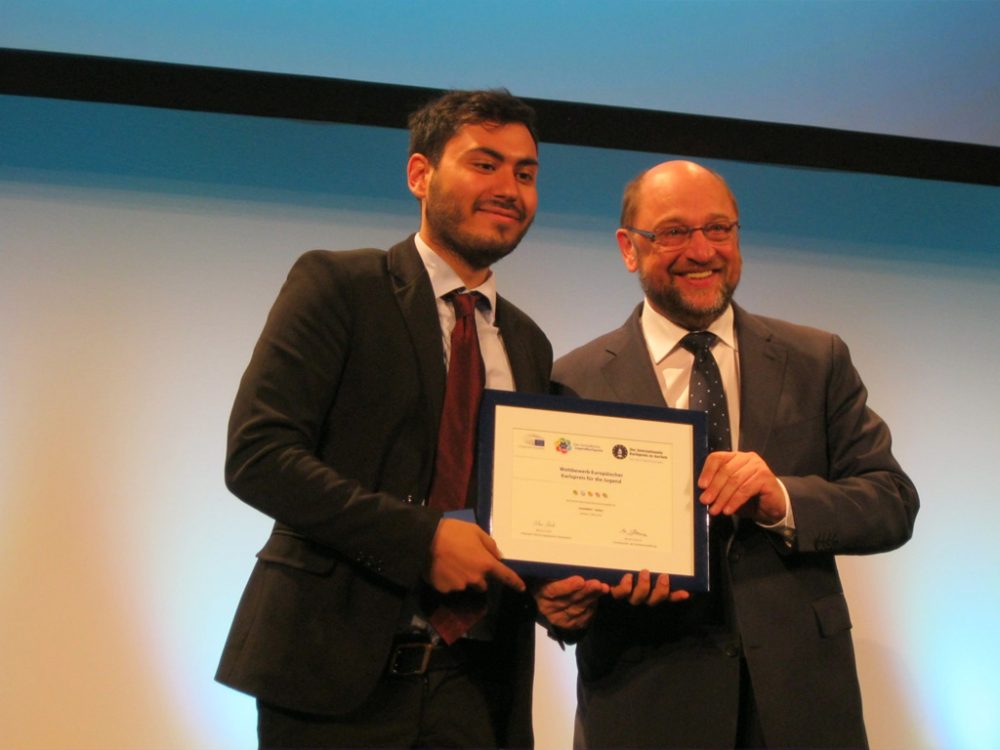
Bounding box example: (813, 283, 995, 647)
(218, 89, 603, 749)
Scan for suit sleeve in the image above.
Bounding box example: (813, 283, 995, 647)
(780, 334, 918, 555)
(224, 250, 441, 591)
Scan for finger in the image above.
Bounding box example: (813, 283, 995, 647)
(574, 578, 610, 597)
(645, 574, 673, 606)
(698, 451, 730, 490)
(610, 573, 634, 600)
(628, 570, 652, 605)
(586, 578, 612, 596)
(477, 529, 503, 559)
(556, 580, 609, 605)
(719, 485, 755, 516)
(570, 605, 598, 628)
(715, 462, 765, 516)
(539, 576, 586, 599)
(711, 456, 748, 504)
(701, 454, 748, 512)
(489, 559, 526, 592)
(551, 605, 594, 630)
(555, 590, 603, 615)
(647, 575, 692, 606)
(577, 584, 610, 604)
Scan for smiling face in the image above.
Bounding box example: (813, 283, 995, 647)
(408, 121, 538, 286)
(617, 161, 742, 330)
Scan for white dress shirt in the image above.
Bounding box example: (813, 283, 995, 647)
(414, 234, 515, 391)
(639, 298, 793, 534)
(639, 299, 740, 445)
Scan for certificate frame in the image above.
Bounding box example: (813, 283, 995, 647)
(477, 389, 710, 591)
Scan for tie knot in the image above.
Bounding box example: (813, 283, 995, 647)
(680, 331, 717, 356)
(447, 291, 481, 320)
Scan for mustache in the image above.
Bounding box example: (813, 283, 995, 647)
(475, 198, 525, 221)
(670, 259, 723, 273)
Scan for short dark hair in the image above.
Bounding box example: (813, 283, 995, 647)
(408, 89, 538, 165)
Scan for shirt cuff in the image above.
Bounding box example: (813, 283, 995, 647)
(756, 479, 795, 546)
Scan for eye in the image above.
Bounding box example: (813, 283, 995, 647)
(473, 161, 497, 172)
(516, 169, 536, 185)
(660, 227, 689, 239)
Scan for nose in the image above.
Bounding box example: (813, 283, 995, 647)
(491, 166, 521, 199)
(684, 228, 716, 262)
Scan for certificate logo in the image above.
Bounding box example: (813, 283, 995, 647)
(521, 433, 546, 448)
(555, 437, 573, 454)
(612, 444, 629, 459)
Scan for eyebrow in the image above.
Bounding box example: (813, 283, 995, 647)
(655, 212, 734, 226)
(468, 146, 539, 168)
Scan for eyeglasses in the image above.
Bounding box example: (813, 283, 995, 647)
(624, 221, 740, 249)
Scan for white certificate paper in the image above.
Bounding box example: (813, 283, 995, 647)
(477, 391, 709, 589)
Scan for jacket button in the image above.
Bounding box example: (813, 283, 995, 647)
(724, 642, 741, 658)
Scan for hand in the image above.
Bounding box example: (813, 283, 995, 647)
(610, 569, 689, 606)
(424, 518, 525, 595)
(698, 450, 786, 524)
(533, 576, 609, 630)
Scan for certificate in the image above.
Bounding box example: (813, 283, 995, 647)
(477, 390, 710, 590)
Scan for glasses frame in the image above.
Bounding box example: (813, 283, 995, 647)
(624, 221, 740, 249)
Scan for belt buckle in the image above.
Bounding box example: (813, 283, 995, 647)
(389, 642, 434, 676)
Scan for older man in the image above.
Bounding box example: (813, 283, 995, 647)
(553, 160, 918, 749)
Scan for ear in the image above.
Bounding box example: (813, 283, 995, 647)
(616, 229, 639, 272)
(407, 153, 431, 200)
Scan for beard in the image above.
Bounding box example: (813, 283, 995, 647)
(639, 265, 737, 331)
(424, 178, 533, 271)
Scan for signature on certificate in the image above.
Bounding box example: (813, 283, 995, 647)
(613, 527, 659, 549)
(531, 519, 558, 533)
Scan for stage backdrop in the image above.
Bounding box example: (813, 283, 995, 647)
(2, 6, 999, 748)
(2, 92, 998, 750)
(3, 0, 998, 146)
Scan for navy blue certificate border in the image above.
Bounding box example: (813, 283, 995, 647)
(477, 389, 710, 591)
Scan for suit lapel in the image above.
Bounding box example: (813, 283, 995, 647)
(734, 304, 786, 454)
(387, 236, 447, 432)
(495, 298, 540, 392)
(602, 305, 666, 407)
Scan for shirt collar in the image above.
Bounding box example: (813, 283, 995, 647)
(640, 298, 737, 364)
(414, 233, 497, 322)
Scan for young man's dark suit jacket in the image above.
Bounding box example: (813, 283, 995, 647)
(552, 302, 918, 750)
(217, 236, 552, 748)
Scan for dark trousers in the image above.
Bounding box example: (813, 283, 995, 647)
(736, 657, 766, 749)
(257, 645, 510, 749)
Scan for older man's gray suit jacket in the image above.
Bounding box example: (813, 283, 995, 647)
(552, 302, 918, 750)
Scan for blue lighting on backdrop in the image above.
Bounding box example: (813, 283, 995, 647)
(2, 2, 998, 748)
(3, 0, 999, 146)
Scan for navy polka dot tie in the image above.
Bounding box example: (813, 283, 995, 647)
(681, 331, 732, 452)
(682, 331, 735, 610)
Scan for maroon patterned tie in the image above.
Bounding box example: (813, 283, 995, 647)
(428, 292, 486, 511)
(428, 292, 488, 643)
